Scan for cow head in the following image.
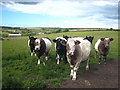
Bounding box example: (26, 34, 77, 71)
(53, 37, 67, 51)
(101, 37, 114, 49)
(61, 38, 80, 56)
(35, 39, 44, 51)
(29, 36, 37, 45)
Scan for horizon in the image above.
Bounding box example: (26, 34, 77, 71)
(1, 0, 119, 29)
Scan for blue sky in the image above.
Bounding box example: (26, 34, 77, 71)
(0, 0, 119, 28)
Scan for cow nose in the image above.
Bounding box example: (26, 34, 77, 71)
(36, 48, 39, 50)
(105, 45, 109, 48)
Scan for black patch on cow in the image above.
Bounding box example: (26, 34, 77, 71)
(84, 36, 94, 43)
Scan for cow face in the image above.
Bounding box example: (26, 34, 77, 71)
(35, 39, 42, 51)
(29, 36, 37, 45)
(101, 38, 114, 49)
(61, 38, 80, 56)
(53, 38, 62, 51)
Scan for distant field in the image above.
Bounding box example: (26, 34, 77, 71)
(2, 31, 118, 88)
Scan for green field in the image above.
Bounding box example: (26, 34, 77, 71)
(2, 31, 118, 88)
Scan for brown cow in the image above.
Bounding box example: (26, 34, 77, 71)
(95, 37, 114, 64)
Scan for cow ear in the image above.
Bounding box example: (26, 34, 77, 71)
(61, 40, 67, 46)
(75, 40, 80, 45)
(110, 38, 114, 41)
(101, 38, 104, 41)
(53, 39, 57, 42)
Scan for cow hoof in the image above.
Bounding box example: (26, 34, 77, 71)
(104, 62, 106, 65)
(72, 78, 76, 80)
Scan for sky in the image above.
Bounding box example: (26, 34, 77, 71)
(0, 0, 119, 29)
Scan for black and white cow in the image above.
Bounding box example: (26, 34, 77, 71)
(28, 36, 37, 56)
(34, 37, 52, 65)
(61, 37, 92, 80)
(53, 36, 69, 64)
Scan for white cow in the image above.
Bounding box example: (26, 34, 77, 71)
(61, 37, 92, 80)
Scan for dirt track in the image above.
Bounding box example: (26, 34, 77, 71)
(60, 59, 119, 88)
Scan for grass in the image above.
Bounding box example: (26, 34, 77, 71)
(2, 31, 118, 88)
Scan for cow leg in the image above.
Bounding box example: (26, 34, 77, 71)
(98, 55, 102, 64)
(72, 67, 77, 80)
(56, 54, 60, 64)
(72, 61, 81, 80)
(45, 52, 48, 61)
(70, 65, 74, 77)
(31, 52, 34, 56)
(103, 56, 107, 64)
(86, 58, 90, 70)
(38, 59, 40, 64)
(64, 54, 68, 63)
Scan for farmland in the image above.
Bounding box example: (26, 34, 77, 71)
(2, 31, 118, 88)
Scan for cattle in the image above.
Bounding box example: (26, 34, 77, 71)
(61, 37, 92, 80)
(95, 37, 114, 64)
(34, 37, 52, 65)
(53, 36, 69, 64)
(28, 36, 37, 56)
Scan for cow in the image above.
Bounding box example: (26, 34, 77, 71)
(61, 37, 92, 80)
(28, 36, 37, 56)
(53, 36, 69, 64)
(95, 37, 114, 64)
(34, 37, 52, 65)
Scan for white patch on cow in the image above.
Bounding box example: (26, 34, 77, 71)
(72, 71, 77, 80)
(34, 53, 37, 56)
(67, 38, 76, 55)
(43, 62, 45, 66)
(31, 52, 33, 56)
(38, 59, 40, 64)
(105, 38, 109, 40)
(35, 39, 41, 50)
(70, 69, 74, 77)
(42, 38, 52, 53)
(56, 54, 60, 64)
(45, 56, 48, 61)
(95, 39, 101, 52)
(28, 40, 30, 47)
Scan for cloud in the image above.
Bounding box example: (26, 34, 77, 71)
(1, 0, 119, 28)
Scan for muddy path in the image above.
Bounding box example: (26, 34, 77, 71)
(60, 59, 119, 88)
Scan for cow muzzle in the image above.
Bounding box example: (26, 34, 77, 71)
(67, 51, 74, 56)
